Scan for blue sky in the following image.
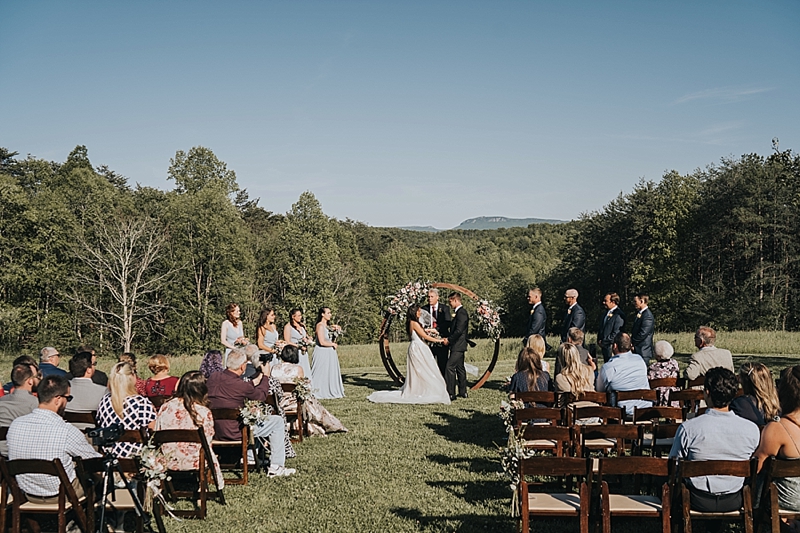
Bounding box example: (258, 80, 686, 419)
(2, 1, 798, 228)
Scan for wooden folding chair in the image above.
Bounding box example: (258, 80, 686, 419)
(615, 390, 657, 419)
(679, 376, 705, 389)
(513, 407, 565, 429)
(670, 389, 705, 418)
(518, 456, 591, 533)
(596, 456, 672, 533)
(510, 391, 556, 407)
(759, 456, 800, 533)
(574, 391, 608, 405)
(640, 422, 681, 457)
(0, 457, 89, 533)
(210, 408, 250, 486)
(0, 427, 10, 532)
(632, 406, 683, 425)
(578, 424, 641, 457)
(148, 396, 171, 410)
(280, 383, 306, 442)
(677, 458, 757, 533)
(518, 424, 573, 457)
(150, 428, 225, 519)
(570, 405, 624, 426)
(648, 377, 678, 390)
(62, 411, 97, 433)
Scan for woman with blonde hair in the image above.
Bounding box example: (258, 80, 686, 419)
(96, 362, 157, 457)
(144, 354, 179, 398)
(731, 362, 780, 425)
(523, 334, 550, 373)
(554, 343, 596, 407)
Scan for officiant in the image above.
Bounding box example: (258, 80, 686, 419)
(425, 288, 451, 376)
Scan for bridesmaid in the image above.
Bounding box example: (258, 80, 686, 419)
(310, 307, 344, 399)
(283, 308, 313, 381)
(256, 307, 281, 366)
(220, 302, 247, 366)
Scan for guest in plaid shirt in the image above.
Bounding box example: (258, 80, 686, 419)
(7, 375, 100, 499)
(96, 362, 157, 457)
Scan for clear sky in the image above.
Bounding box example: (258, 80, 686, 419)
(2, 1, 798, 229)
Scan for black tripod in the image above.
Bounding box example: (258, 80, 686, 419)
(94, 452, 156, 533)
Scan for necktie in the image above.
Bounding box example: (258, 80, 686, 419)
(432, 306, 437, 327)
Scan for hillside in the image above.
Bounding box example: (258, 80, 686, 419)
(398, 215, 563, 232)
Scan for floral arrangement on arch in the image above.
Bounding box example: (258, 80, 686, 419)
(386, 280, 431, 316)
(476, 299, 503, 338)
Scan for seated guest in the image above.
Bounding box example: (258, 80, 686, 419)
(685, 326, 734, 382)
(144, 354, 179, 398)
(66, 352, 108, 431)
(76, 345, 108, 387)
(554, 327, 591, 376)
(118, 352, 146, 396)
(554, 343, 596, 408)
(243, 344, 265, 379)
(3, 356, 39, 394)
(154, 371, 224, 487)
(755, 365, 800, 517)
(97, 363, 157, 458)
(39, 346, 67, 378)
(596, 332, 652, 417)
(669, 367, 760, 513)
(731, 362, 780, 426)
(523, 334, 550, 374)
(207, 349, 296, 477)
(0, 364, 41, 456)
(648, 340, 680, 406)
(7, 375, 100, 501)
(510, 342, 552, 399)
(272, 345, 347, 436)
(199, 349, 224, 379)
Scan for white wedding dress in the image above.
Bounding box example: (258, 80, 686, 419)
(367, 330, 451, 405)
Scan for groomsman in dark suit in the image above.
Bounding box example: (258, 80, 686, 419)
(560, 288, 586, 343)
(631, 293, 655, 363)
(443, 292, 468, 400)
(597, 292, 625, 363)
(524, 288, 550, 349)
(425, 288, 451, 377)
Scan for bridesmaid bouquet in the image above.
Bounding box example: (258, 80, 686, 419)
(296, 337, 314, 351)
(329, 324, 343, 341)
(273, 340, 287, 354)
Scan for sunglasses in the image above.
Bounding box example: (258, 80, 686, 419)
(58, 394, 73, 403)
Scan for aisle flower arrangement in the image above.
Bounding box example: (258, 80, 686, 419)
(293, 376, 313, 402)
(139, 442, 172, 513)
(240, 399, 271, 426)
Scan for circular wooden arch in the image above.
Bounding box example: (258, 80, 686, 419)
(378, 282, 501, 390)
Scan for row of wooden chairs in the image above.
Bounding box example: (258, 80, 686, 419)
(510, 389, 706, 418)
(519, 456, 800, 533)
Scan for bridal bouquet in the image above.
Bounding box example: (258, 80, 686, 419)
(387, 280, 431, 316)
(476, 299, 503, 338)
(240, 399, 271, 426)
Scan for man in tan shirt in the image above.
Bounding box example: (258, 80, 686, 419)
(684, 326, 734, 381)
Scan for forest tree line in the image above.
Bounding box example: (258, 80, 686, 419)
(0, 144, 798, 355)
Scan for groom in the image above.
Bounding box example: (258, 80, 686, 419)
(443, 292, 468, 400)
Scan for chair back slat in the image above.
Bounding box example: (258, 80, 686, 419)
(581, 424, 640, 441)
(648, 377, 678, 389)
(573, 405, 624, 423)
(151, 428, 203, 445)
(769, 457, 800, 478)
(514, 407, 564, 426)
(679, 459, 753, 478)
(633, 406, 683, 423)
(6, 458, 61, 476)
(211, 408, 241, 421)
(510, 391, 556, 406)
(575, 391, 608, 405)
(520, 456, 590, 477)
(62, 411, 97, 425)
(598, 456, 670, 477)
(118, 429, 147, 443)
(679, 376, 705, 389)
(615, 389, 658, 403)
(0, 426, 7, 440)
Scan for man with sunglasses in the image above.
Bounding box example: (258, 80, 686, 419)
(7, 374, 100, 502)
(0, 363, 41, 456)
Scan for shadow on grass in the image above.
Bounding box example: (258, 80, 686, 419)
(426, 454, 499, 474)
(343, 372, 402, 392)
(425, 479, 509, 505)
(427, 410, 504, 448)
(391, 507, 514, 532)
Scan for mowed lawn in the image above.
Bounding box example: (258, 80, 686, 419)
(1, 332, 799, 532)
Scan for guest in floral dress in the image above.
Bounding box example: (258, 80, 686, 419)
(154, 371, 224, 488)
(97, 362, 157, 458)
(272, 345, 347, 436)
(647, 340, 680, 406)
(199, 350, 224, 379)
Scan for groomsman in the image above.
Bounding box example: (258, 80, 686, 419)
(597, 292, 625, 362)
(524, 288, 550, 350)
(631, 293, 655, 363)
(560, 288, 586, 343)
(425, 288, 451, 377)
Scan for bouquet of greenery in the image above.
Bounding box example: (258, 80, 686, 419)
(329, 324, 343, 342)
(139, 442, 171, 513)
(293, 376, 313, 402)
(240, 399, 270, 426)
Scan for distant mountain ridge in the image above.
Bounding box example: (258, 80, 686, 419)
(398, 216, 562, 232)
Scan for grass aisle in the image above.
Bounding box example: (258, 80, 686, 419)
(164, 364, 515, 533)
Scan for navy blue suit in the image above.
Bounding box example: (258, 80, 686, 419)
(631, 307, 655, 362)
(598, 307, 626, 362)
(525, 303, 550, 349)
(560, 303, 586, 343)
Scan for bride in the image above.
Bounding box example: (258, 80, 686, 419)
(367, 304, 451, 405)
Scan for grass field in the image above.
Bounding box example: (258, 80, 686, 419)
(2, 333, 799, 532)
